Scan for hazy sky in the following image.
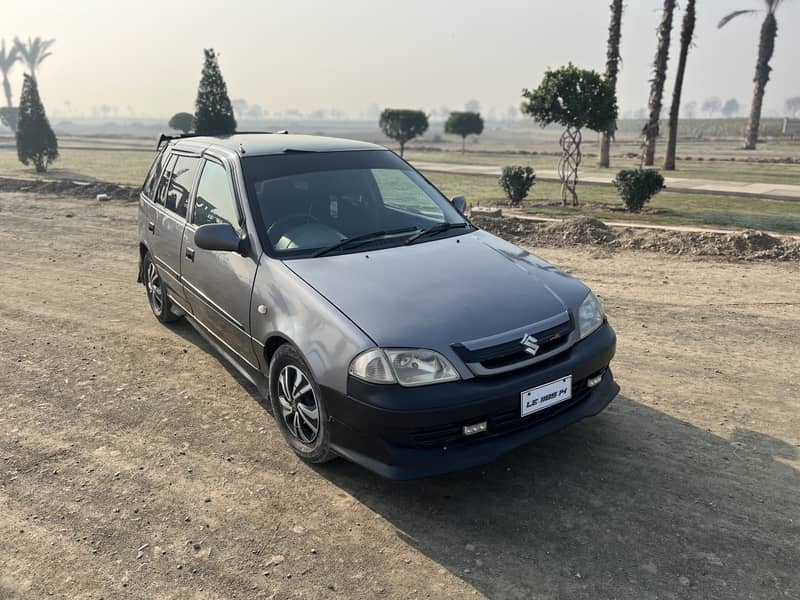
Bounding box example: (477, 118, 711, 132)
(4, 0, 800, 119)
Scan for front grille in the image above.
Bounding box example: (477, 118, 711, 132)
(453, 316, 574, 373)
(409, 375, 596, 449)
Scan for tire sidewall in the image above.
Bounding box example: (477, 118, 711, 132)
(268, 344, 332, 462)
(143, 252, 177, 323)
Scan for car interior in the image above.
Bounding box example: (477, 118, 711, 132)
(253, 168, 446, 251)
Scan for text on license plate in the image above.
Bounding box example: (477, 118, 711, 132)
(520, 375, 572, 417)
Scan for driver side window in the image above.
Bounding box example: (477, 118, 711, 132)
(194, 160, 239, 227)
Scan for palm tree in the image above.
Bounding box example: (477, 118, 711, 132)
(643, 0, 676, 166)
(14, 36, 55, 80)
(719, 1, 786, 150)
(599, 0, 624, 168)
(0, 39, 20, 108)
(664, 0, 697, 170)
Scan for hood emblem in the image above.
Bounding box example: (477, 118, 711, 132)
(521, 334, 540, 356)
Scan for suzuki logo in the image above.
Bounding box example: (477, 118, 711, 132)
(521, 333, 540, 356)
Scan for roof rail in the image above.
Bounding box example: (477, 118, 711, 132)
(156, 131, 281, 149)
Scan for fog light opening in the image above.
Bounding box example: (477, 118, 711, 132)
(462, 421, 487, 436)
(587, 373, 603, 388)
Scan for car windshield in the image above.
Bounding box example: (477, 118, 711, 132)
(241, 150, 469, 258)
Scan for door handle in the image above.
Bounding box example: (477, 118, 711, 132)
(147, 221, 155, 233)
(185, 247, 195, 261)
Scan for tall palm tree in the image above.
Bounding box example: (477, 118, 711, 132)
(719, 0, 786, 150)
(664, 0, 697, 170)
(599, 0, 624, 168)
(0, 39, 20, 108)
(643, 0, 676, 166)
(14, 36, 55, 80)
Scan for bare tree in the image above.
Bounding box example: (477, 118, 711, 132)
(786, 96, 800, 118)
(664, 0, 696, 171)
(599, 0, 624, 168)
(702, 97, 722, 117)
(643, 0, 676, 166)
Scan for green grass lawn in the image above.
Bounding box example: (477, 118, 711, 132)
(407, 150, 800, 186)
(423, 171, 800, 235)
(0, 147, 153, 186)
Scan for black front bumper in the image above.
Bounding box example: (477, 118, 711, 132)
(323, 323, 619, 480)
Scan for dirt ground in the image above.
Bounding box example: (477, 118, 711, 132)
(1, 193, 798, 600)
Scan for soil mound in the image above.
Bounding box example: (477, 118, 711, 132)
(0, 177, 138, 200)
(471, 214, 800, 262)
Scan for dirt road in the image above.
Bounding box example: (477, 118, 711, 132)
(1, 193, 798, 600)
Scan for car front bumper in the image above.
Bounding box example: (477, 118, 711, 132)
(323, 323, 619, 480)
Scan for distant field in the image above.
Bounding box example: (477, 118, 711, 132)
(0, 147, 153, 186)
(406, 150, 800, 186)
(1, 138, 799, 234)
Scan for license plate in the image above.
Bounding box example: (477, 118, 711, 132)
(521, 375, 572, 417)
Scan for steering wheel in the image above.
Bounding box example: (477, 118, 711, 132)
(267, 213, 321, 241)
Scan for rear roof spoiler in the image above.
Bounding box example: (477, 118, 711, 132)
(156, 130, 288, 149)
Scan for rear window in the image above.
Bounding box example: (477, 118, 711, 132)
(142, 149, 168, 199)
(154, 155, 178, 207)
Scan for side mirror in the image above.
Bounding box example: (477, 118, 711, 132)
(451, 195, 466, 214)
(194, 223, 242, 253)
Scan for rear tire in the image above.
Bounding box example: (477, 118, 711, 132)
(142, 252, 180, 323)
(269, 344, 336, 464)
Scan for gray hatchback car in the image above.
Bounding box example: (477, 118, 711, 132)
(138, 133, 618, 479)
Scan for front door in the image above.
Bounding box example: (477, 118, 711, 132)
(181, 158, 260, 369)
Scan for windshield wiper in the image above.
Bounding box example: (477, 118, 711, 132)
(313, 226, 419, 257)
(405, 222, 469, 245)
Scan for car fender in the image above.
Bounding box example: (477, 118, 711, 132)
(250, 257, 375, 395)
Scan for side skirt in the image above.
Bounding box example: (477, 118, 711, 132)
(171, 297, 269, 400)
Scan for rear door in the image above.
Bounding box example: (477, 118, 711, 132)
(139, 148, 169, 264)
(151, 153, 201, 305)
(181, 158, 260, 368)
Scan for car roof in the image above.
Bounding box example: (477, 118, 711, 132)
(169, 133, 385, 157)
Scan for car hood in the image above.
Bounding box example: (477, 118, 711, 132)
(284, 229, 588, 351)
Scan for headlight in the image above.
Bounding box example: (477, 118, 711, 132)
(349, 348, 460, 386)
(578, 292, 605, 340)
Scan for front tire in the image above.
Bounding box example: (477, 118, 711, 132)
(269, 344, 336, 464)
(142, 252, 179, 323)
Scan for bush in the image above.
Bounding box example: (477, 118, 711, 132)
(16, 74, 58, 173)
(612, 169, 665, 212)
(499, 166, 536, 206)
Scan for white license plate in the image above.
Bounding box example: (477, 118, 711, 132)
(520, 375, 572, 417)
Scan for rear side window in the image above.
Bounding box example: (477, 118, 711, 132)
(193, 160, 239, 227)
(165, 156, 200, 219)
(154, 154, 177, 207)
(142, 150, 167, 199)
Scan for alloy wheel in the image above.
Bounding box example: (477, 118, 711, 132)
(277, 365, 320, 444)
(146, 261, 163, 315)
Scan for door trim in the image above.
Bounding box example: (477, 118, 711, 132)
(181, 277, 246, 331)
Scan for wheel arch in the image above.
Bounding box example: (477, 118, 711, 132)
(263, 334, 293, 371)
(137, 241, 151, 283)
